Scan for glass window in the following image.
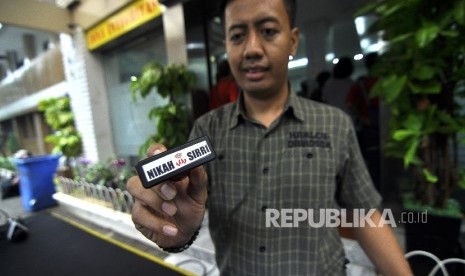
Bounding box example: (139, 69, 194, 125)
(103, 28, 168, 160)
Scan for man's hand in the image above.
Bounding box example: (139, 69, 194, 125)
(127, 143, 208, 248)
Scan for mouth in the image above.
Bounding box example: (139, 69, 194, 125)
(242, 66, 269, 81)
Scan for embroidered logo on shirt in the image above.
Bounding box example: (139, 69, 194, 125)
(287, 132, 331, 148)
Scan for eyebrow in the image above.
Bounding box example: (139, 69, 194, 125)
(227, 16, 281, 33)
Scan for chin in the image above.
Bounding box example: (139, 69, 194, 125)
(243, 88, 277, 100)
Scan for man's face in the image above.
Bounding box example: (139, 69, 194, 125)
(224, 0, 299, 99)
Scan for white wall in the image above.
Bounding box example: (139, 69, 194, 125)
(61, 31, 115, 162)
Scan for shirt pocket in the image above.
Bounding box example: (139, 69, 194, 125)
(273, 147, 337, 208)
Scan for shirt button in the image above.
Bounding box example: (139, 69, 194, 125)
(262, 167, 269, 174)
(259, 246, 266, 252)
(307, 152, 314, 159)
(261, 206, 268, 212)
(218, 154, 224, 161)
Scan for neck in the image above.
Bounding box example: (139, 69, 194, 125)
(243, 87, 290, 128)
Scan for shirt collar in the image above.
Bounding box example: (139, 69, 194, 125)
(228, 86, 306, 129)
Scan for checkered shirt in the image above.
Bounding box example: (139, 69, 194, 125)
(189, 91, 382, 275)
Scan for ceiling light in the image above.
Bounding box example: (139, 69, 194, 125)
(325, 53, 335, 62)
(187, 43, 204, 50)
(354, 16, 366, 36)
(354, 54, 364, 61)
(288, 58, 308, 69)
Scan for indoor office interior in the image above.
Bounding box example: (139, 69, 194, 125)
(1, 0, 465, 275)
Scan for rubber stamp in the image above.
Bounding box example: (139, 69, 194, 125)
(135, 136, 216, 188)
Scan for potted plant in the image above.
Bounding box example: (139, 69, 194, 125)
(357, 0, 465, 273)
(73, 157, 135, 191)
(38, 96, 83, 177)
(130, 62, 196, 157)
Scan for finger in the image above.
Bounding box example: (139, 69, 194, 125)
(126, 175, 144, 196)
(157, 177, 189, 200)
(127, 176, 176, 216)
(132, 200, 179, 238)
(144, 143, 180, 201)
(160, 201, 178, 216)
(146, 143, 167, 157)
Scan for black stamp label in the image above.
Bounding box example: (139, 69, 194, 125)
(135, 136, 216, 188)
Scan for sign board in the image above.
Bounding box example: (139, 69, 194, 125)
(86, 0, 162, 51)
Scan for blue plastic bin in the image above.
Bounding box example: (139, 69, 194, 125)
(14, 154, 60, 211)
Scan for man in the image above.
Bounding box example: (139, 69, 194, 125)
(347, 52, 381, 190)
(127, 0, 413, 274)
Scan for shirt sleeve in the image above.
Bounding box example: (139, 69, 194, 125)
(189, 121, 202, 141)
(336, 117, 382, 209)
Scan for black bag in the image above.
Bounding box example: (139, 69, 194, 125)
(1, 176, 20, 199)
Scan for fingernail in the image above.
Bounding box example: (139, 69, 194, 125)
(154, 149, 162, 155)
(161, 184, 176, 200)
(163, 225, 178, 236)
(161, 202, 177, 216)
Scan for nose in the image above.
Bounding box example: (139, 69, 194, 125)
(243, 31, 263, 60)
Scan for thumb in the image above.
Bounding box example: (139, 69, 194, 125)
(187, 165, 208, 205)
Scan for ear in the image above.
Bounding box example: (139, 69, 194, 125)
(290, 27, 299, 56)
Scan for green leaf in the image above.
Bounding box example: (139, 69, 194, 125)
(408, 81, 441, 94)
(376, 2, 404, 17)
(404, 139, 420, 168)
(354, 1, 379, 17)
(416, 24, 440, 48)
(393, 129, 417, 141)
(412, 65, 435, 80)
(403, 114, 423, 131)
(460, 174, 465, 189)
(168, 104, 177, 115)
(379, 75, 408, 103)
(440, 30, 459, 38)
(391, 33, 413, 44)
(454, 1, 465, 24)
(422, 168, 438, 183)
(437, 111, 460, 131)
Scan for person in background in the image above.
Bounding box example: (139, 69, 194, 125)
(209, 59, 240, 110)
(321, 57, 355, 117)
(127, 0, 413, 275)
(296, 80, 308, 98)
(310, 70, 331, 102)
(347, 52, 381, 190)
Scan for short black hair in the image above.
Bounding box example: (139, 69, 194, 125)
(316, 71, 331, 87)
(217, 59, 231, 78)
(333, 57, 354, 79)
(218, 0, 297, 28)
(364, 52, 378, 69)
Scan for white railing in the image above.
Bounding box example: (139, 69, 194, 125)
(55, 176, 134, 214)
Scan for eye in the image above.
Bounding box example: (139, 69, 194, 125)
(229, 32, 245, 44)
(262, 28, 278, 38)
